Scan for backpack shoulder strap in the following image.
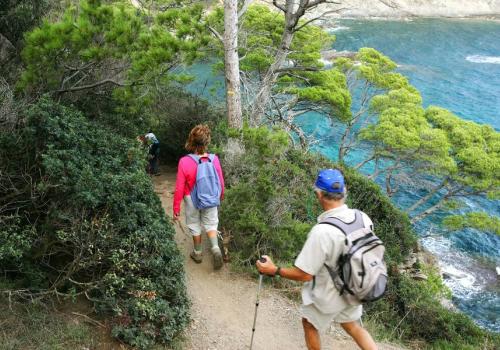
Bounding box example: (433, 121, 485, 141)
(188, 154, 202, 164)
(319, 210, 365, 236)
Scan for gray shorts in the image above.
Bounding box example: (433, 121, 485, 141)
(184, 196, 218, 236)
(301, 303, 362, 333)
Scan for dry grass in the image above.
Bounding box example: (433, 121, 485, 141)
(0, 297, 125, 350)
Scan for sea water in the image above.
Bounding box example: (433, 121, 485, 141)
(320, 19, 500, 332)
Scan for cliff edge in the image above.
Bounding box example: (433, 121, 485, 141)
(323, 0, 500, 18)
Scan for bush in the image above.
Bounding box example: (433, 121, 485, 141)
(217, 126, 499, 349)
(0, 98, 189, 348)
(146, 89, 223, 165)
(219, 126, 416, 265)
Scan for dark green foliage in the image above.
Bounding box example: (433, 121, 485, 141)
(219, 127, 313, 262)
(0, 98, 189, 348)
(0, 0, 50, 47)
(220, 126, 416, 265)
(17, 0, 210, 137)
(218, 126, 498, 349)
(150, 89, 223, 165)
(384, 276, 499, 349)
(0, 0, 52, 82)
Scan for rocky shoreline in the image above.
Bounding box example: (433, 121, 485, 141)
(308, 0, 500, 20)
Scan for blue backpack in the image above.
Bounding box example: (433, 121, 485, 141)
(188, 154, 222, 209)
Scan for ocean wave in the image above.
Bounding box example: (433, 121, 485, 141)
(328, 26, 350, 33)
(441, 265, 480, 295)
(422, 236, 484, 297)
(466, 55, 500, 64)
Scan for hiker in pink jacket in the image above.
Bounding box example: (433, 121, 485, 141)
(173, 124, 225, 269)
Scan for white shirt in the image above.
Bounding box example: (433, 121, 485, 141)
(294, 204, 373, 313)
(145, 132, 158, 143)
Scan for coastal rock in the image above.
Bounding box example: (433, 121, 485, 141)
(321, 49, 357, 61)
(306, 0, 500, 19)
(442, 272, 453, 280)
(410, 270, 428, 281)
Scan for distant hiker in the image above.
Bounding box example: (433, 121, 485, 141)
(173, 124, 225, 270)
(257, 169, 383, 350)
(145, 131, 160, 175)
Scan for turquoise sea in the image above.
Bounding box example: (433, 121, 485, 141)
(310, 19, 500, 332)
(188, 19, 500, 332)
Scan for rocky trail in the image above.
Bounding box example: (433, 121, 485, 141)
(154, 168, 405, 350)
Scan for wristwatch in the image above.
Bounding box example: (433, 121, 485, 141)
(274, 266, 281, 277)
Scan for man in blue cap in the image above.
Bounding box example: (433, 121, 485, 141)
(257, 169, 377, 350)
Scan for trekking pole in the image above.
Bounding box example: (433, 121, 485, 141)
(173, 218, 191, 239)
(250, 257, 267, 350)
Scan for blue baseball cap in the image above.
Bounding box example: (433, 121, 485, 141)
(315, 169, 345, 193)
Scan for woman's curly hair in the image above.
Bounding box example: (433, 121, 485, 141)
(185, 124, 211, 154)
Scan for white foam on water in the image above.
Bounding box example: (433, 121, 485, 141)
(422, 235, 482, 298)
(327, 26, 350, 33)
(441, 265, 479, 294)
(318, 58, 332, 67)
(466, 55, 500, 64)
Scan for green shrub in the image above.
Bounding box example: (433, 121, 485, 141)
(219, 126, 416, 265)
(387, 275, 497, 348)
(217, 126, 499, 349)
(151, 89, 222, 165)
(0, 98, 189, 348)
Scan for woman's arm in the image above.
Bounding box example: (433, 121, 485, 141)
(173, 158, 186, 217)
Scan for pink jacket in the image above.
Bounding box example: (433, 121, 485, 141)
(173, 154, 225, 216)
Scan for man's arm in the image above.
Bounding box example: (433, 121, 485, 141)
(256, 255, 313, 282)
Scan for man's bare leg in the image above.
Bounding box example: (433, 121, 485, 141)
(302, 318, 321, 350)
(341, 321, 377, 350)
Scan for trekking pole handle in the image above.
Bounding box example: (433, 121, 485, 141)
(258, 257, 267, 275)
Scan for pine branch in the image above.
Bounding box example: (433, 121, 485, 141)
(293, 8, 346, 33)
(55, 79, 127, 93)
(208, 26, 224, 44)
(238, 0, 254, 18)
(272, 0, 286, 12)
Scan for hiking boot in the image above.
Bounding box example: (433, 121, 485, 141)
(211, 246, 223, 270)
(190, 251, 203, 264)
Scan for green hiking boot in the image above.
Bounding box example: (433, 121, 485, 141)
(211, 246, 223, 270)
(190, 250, 203, 264)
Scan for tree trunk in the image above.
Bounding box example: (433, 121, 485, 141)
(410, 199, 446, 224)
(224, 0, 243, 129)
(406, 179, 448, 213)
(354, 154, 376, 170)
(338, 121, 353, 162)
(249, 31, 294, 124)
(249, 0, 297, 124)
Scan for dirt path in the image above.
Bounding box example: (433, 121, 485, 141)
(154, 168, 405, 350)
